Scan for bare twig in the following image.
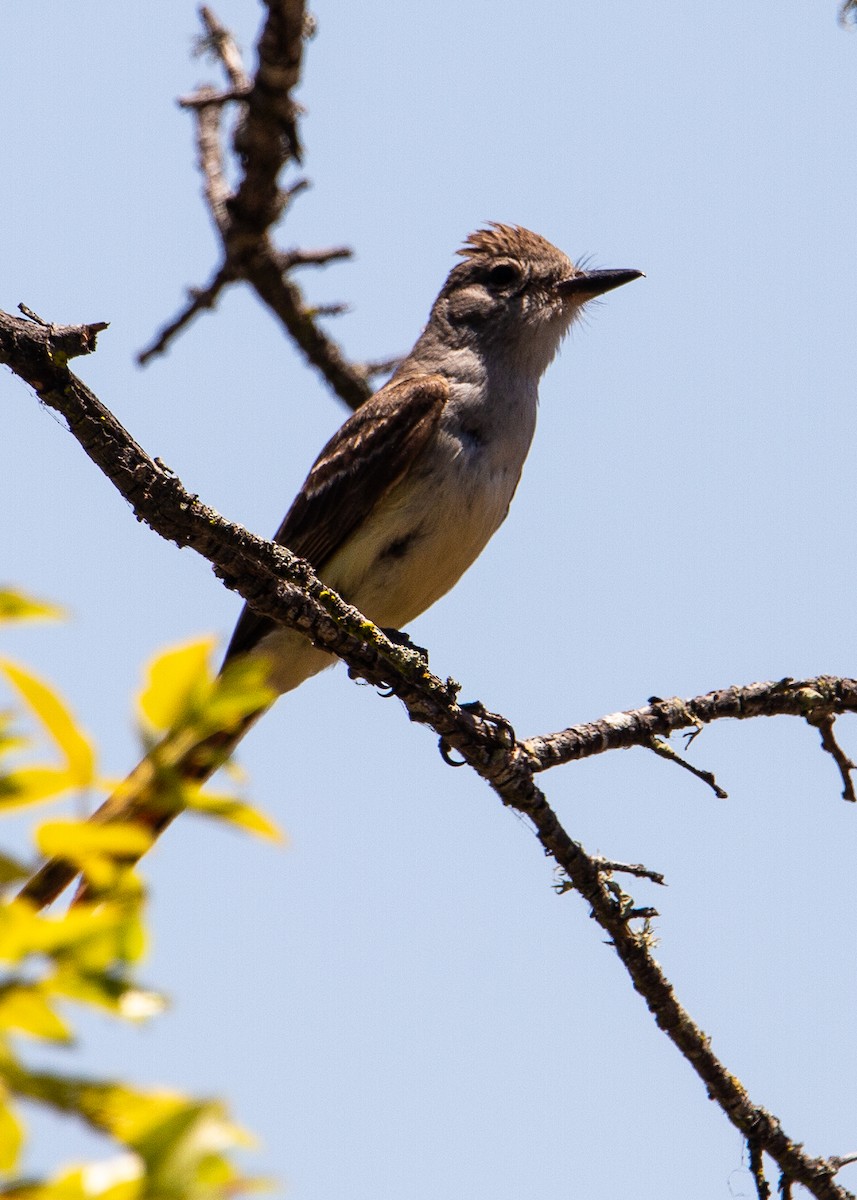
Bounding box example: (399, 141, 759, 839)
(4, 314, 856, 1198)
(749, 1139, 773, 1199)
(178, 84, 253, 108)
(140, 2, 377, 411)
(197, 5, 250, 91)
(356, 356, 404, 379)
(192, 93, 232, 234)
(592, 857, 666, 885)
(10, 308, 109, 363)
(646, 734, 728, 798)
(274, 246, 353, 271)
(829, 1156, 857, 1172)
(806, 712, 857, 802)
(138, 264, 233, 366)
(309, 302, 349, 318)
(524, 679, 857, 799)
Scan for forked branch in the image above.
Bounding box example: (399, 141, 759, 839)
(138, 3, 382, 409)
(2, 307, 855, 1198)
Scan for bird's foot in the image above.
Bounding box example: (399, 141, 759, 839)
(438, 700, 518, 767)
(459, 700, 517, 747)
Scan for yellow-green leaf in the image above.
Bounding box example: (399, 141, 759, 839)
(0, 1095, 24, 1172)
(0, 712, 28, 759)
(0, 853, 30, 887)
(138, 638, 217, 733)
(0, 662, 95, 787)
(0, 766, 76, 809)
(0, 590, 65, 624)
(31, 823, 152, 899)
(0, 897, 144, 969)
(0, 1154, 143, 1199)
(49, 968, 165, 1022)
(184, 792, 284, 842)
(35, 821, 153, 866)
(58, 1155, 143, 1200)
(204, 657, 276, 732)
(0, 984, 71, 1042)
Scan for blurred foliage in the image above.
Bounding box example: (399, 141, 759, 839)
(0, 592, 279, 1198)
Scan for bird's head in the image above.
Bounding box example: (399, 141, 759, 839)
(431, 223, 642, 377)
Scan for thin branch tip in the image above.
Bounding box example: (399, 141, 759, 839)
(646, 734, 728, 799)
(806, 712, 857, 802)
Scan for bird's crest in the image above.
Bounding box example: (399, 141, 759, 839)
(458, 223, 560, 264)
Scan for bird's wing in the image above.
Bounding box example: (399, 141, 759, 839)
(223, 373, 449, 662)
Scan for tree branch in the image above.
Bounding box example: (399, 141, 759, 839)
(3, 311, 855, 1198)
(525, 681, 857, 796)
(138, 2, 376, 411)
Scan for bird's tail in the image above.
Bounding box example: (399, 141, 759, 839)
(18, 704, 269, 910)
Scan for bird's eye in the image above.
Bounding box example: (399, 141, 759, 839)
(486, 262, 521, 289)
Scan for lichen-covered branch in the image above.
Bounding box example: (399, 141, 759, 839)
(525, 680, 857, 804)
(3, 307, 855, 1197)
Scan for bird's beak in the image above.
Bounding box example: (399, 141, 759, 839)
(556, 268, 644, 298)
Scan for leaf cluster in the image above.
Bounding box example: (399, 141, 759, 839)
(0, 592, 279, 1199)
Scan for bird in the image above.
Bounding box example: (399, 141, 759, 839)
(20, 224, 642, 907)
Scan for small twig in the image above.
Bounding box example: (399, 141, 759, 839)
(829, 1155, 857, 1172)
(137, 264, 232, 366)
(779, 1175, 794, 1200)
(807, 712, 857, 802)
(18, 303, 49, 326)
(195, 100, 231, 234)
(274, 245, 353, 271)
(178, 84, 252, 109)
(12, 309, 109, 362)
(524, 678, 857, 794)
(646, 735, 728, 799)
(749, 1139, 773, 1200)
(592, 857, 666, 885)
(197, 4, 250, 91)
(307, 302, 349, 319)
(357, 356, 403, 378)
(281, 177, 310, 203)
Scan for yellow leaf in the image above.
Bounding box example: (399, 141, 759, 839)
(49, 967, 165, 1023)
(0, 852, 29, 886)
(0, 1095, 24, 1172)
(68, 1154, 143, 1199)
(0, 766, 75, 809)
(0, 662, 95, 787)
(204, 657, 276, 732)
(0, 896, 144, 969)
(184, 791, 284, 842)
(0, 712, 28, 759)
(2, 1154, 144, 1199)
(138, 639, 217, 733)
(0, 590, 65, 624)
(0, 984, 71, 1042)
(35, 821, 153, 866)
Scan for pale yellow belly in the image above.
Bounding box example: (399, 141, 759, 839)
(253, 450, 520, 696)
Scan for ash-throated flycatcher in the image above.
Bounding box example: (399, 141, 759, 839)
(22, 224, 641, 906)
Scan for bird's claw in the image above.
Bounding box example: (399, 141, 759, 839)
(459, 700, 517, 746)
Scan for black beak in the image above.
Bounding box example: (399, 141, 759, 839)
(556, 268, 644, 298)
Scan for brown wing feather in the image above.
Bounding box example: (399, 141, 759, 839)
(223, 374, 448, 663)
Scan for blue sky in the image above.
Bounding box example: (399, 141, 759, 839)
(3, 3, 857, 1198)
